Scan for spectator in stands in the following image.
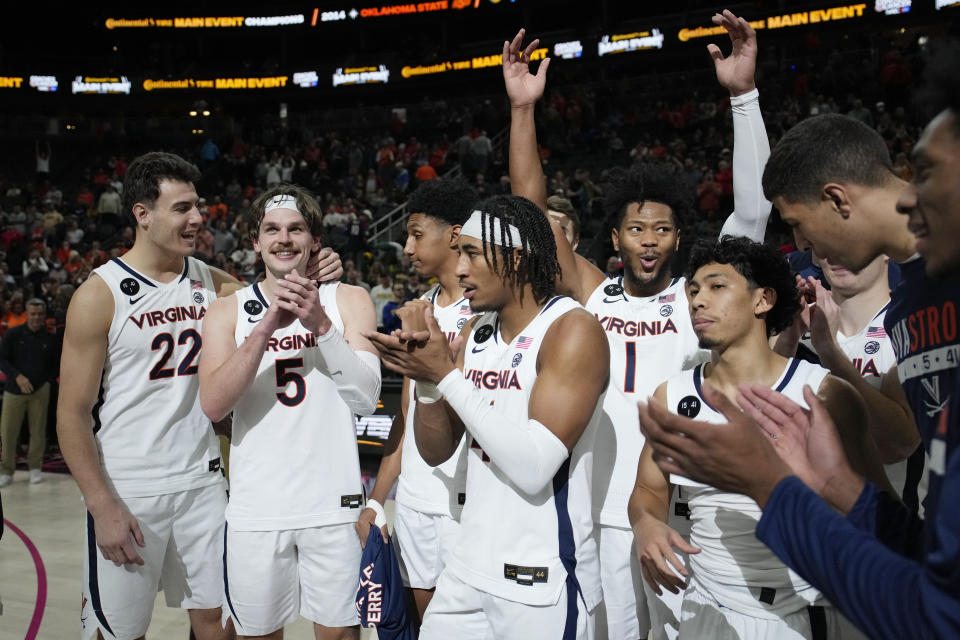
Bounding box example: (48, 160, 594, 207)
(369, 273, 393, 328)
(194, 223, 215, 262)
(22, 249, 49, 294)
(231, 236, 257, 281)
(213, 220, 237, 257)
(97, 185, 122, 218)
(0, 298, 59, 487)
(2, 296, 26, 333)
(381, 281, 409, 333)
(64, 219, 83, 247)
(35, 141, 50, 183)
(546, 195, 581, 251)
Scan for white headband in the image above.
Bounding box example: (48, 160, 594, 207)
(460, 210, 524, 248)
(264, 194, 301, 214)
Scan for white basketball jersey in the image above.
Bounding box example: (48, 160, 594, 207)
(91, 257, 223, 498)
(395, 285, 474, 517)
(586, 276, 709, 528)
(835, 303, 896, 390)
(226, 282, 365, 531)
(836, 302, 905, 496)
(667, 359, 829, 618)
(445, 296, 603, 609)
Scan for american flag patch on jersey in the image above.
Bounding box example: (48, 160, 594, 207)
(866, 326, 887, 338)
(190, 279, 203, 290)
(516, 336, 534, 349)
(459, 305, 472, 315)
(658, 293, 676, 303)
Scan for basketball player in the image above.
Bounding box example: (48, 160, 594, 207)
(367, 195, 608, 638)
(760, 111, 959, 515)
(636, 55, 960, 635)
(632, 237, 888, 638)
(774, 255, 917, 497)
(502, 14, 772, 638)
(355, 178, 478, 623)
(197, 185, 379, 639)
(57, 153, 341, 640)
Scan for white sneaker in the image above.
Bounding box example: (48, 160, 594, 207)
(0, 474, 11, 487)
(29, 469, 43, 484)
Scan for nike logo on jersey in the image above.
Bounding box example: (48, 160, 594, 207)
(129, 295, 145, 304)
(247, 317, 260, 324)
(471, 345, 487, 354)
(602, 297, 622, 304)
(331, 370, 343, 376)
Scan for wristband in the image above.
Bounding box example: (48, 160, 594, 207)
(416, 381, 443, 404)
(365, 498, 388, 528)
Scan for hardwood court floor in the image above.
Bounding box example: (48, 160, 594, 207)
(1, 472, 385, 639)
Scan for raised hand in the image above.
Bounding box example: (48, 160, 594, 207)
(707, 9, 758, 97)
(502, 28, 551, 108)
(807, 277, 842, 355)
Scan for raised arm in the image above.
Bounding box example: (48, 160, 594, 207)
(503, 29, 605, 303)
(326, 283, 382, 415)
(709, 10, 772, 242)
(57, 276, 145, 566)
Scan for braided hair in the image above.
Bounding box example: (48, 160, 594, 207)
(475, 195, 560, 305)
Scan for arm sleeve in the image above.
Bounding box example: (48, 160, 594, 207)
(314, 327, 381, 416)
(436, 371, 569, 495)
(756, 474, 960, 640)
(720, 88, 772, 242)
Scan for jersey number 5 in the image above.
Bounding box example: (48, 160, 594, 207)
(276, 358, 306, 407)
(149, 329, 202, 380)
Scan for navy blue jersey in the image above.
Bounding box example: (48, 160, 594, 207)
(884, 256, 960, 508)
(356, 528, 417, 640)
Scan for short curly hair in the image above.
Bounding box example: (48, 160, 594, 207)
(603, 163, 693, 232)
(685, 237, 802, 337)
(406, 178, 478, 227)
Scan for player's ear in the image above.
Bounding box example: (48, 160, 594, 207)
(311, 236, 322, 253)
(131, 202, 150, 228)
(755, 286, 777, 316)
(448, 224, 462, 250)
(610, 226, 620, 252)
(823, 183, 853, 219)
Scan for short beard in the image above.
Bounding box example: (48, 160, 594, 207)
(698, 336, 720, 350)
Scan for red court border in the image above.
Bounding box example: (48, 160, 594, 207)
(3, 518, 47, 640)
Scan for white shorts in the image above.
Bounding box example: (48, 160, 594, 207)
(393, 502, 460, 590)
(595, 525, 649, 640)
(421, 569, 595, 640)
(81, 481, 227, 640)
(679, 580, 866, 640)
(223, 522, 362, 635)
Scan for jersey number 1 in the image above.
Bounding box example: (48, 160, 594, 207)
(624, 342, 637, 393)
(276, 358, 306, 406)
